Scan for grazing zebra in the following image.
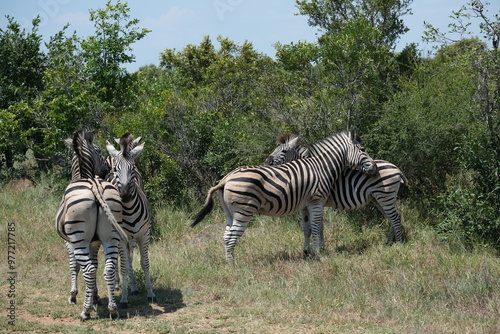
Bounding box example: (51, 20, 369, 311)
(190, 130, 378, 261)
(55, 130, 128, 320)
(106, 132, 155, 301)
(264, 134, 406, 247)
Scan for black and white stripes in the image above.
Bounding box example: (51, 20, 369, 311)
(55, 130, 127, 320)
(106, 132, 155, 301)
(191, 130, 377, 261)
(264, 133, 406, 247)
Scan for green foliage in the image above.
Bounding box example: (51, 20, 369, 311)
(367, 43, 480, 193)
(0, 16, 45, 109)
(0, 16, 45, 168)
(435, 135, 500, 249)
(295, 0, 412, 48)
(1, 0, 499, 250)
(81, 0, 150, 104)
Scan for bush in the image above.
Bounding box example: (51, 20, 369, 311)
(434, 136, 500, 250)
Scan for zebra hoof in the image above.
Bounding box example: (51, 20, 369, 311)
(109, 312, 119, 320)
(80, 312, 91, 321)
(118, 302, 128, 309)
(68, 296, 77, 304)
(303, 250, 313, 259)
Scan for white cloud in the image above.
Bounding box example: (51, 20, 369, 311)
(52, 11, 91, 27)
(143, 6, 195, 31)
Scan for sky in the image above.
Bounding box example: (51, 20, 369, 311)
(1, 0, 499, 72)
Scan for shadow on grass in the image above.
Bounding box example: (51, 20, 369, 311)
(96, 287, 186, 319)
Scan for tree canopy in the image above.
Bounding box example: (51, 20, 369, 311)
(0, 0, 498, 249)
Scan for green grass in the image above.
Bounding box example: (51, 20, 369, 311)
(0, 178, 498, 333)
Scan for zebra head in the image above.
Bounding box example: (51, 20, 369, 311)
(344, 129, 378, 176)
(106, 132, 144, 202)
(264, 134, 310, 166)
(71, 130, 109, 179)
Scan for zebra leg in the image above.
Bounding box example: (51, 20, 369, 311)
(307, 204, 325, 257)
(73, 249, 97, 321)
(101, 241, 120, 320)
(127, 239, 139, 295)
(389, 211, 403, 243)
(66, 242, 79, 304)
(300, 209, 312, 256)
(89, 243, 101, 305)
(118, 240, 130, 309)
(138, 237, 156, 300)
(319, 215, 326, 251)
(375, 202, 403, 244)
(223, 220, 248, 263)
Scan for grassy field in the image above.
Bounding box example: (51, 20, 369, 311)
(0, 176, 498, 333)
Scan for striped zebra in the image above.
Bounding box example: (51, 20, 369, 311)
(264, 134, 406, 248)
(106, 132, 155, 301)
(55, 130, 128, 320)
(190, 130, 378, 261)
(63, 135, 130, 310)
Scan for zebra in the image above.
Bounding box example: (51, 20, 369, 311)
(190, 130, 378, 261)
(264, 133, 406, 248)
(63, 135, 131, 310)
(106, 135, 144, 190)
(55, 130, 129, 320)
(106, 132, 155, 301)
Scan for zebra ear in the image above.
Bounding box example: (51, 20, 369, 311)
(106, 140, 120, 158)
(288, 135, 300, 149)
(130, 142, 144, 160)
(132, 136, 142, 146)
(348, 128, 358, 141)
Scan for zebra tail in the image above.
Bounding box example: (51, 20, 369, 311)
(399, 171, 409, 184)
(90, 178, 129, 242)
(190, 183, 224, 228)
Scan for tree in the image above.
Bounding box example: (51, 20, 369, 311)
(294, 0, 413, 132)
(296, 0, 412, 48)
(159, 37, 278, 191)
(0, 16, 45, 168)
(423, 0, 500, 248)
(81, 0, 150, 105)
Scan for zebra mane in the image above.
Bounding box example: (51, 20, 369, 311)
(72, 129, 105, 179)
(276, 133, 298, 145)
(72, 130, 92, 160)
(119, 132, 133, 155)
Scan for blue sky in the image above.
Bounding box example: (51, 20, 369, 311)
(1, 0, 499, 72)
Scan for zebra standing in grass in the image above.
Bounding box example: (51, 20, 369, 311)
(106, 132, 155, 301)
(63, 135, 130, 310)
(264, 134, 406, 248)
(190, 130, 378, 261)
(56, 130, 128, 320)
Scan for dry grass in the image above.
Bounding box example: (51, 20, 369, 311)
(0, 178, 498, 333)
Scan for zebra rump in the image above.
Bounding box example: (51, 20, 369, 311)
(56, 129, 127, 321)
